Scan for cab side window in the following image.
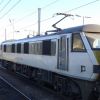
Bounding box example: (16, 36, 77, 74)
(72, 33, 86, 52)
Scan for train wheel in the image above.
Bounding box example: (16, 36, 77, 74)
(53, 76, 82, 100)
(66, 80, 82, 100)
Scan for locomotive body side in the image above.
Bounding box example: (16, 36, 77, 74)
(1, 35, 58, 72)
(0, 33, 97, 81)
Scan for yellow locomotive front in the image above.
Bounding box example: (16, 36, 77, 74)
(86, 32, 100, 74)
(86, 33, 100, 64)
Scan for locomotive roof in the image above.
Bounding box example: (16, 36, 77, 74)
(63, 24, 100, 33)
(2, 24, 100, 44)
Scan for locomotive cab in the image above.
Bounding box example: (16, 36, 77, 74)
(86, 32, 100, 78)
(58, 25, 100, 100)
(60, 24, 100, 81)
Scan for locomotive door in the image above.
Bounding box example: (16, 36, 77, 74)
(57, 35, 69, 70)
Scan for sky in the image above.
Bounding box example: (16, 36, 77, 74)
(0, 0, 100, 42)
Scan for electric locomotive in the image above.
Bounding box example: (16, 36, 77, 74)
(0, 14, 100, 100)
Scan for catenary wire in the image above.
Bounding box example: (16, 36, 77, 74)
(15, 0, 59, 23)
(40, 0, 100, 24)
(2, 0, 100, 32)
(0, 0, 21, 19)
(0, 0, 59, 30)
(0, 0, 4, 5)
(0, 0, 12, 13)
(65, 0, 100, 13)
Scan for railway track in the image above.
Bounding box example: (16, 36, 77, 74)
(0, 65, 70, 100)
(0, 76, 30, 100)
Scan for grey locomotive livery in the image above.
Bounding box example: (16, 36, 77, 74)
(0, 13, 100, 100)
